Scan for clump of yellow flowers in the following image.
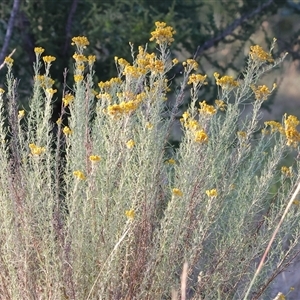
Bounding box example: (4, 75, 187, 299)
(264, 114, 300, 147)
(149, 21, 176, 45)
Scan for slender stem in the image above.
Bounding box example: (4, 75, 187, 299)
(243, 179, 300, 299)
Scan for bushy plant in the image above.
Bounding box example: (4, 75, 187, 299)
(0, 21, 299, 300)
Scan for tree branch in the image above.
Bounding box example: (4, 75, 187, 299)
(0, 0, 21, 65)
(193, 0, 274, 59)
(63, 0, 79, 56)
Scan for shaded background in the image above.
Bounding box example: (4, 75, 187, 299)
(0, 0, 299, 120)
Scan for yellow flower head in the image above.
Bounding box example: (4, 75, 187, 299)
(166, 158, 176, 165)
(89, 155, 101, 162)
(264, 121, 284, 134)
(181, 111, 190, 121)
(281, 166, 292, 177)
(62, 94, 74, 107)
(46, 88, 57, 96)
(215, 99, 227, 111)
(34, 47, 45, 55)
(126, 139, 135, 149)
(18, 110, 25, 119)
(172, 188, 183, 197)
(194, 129, 208, 143)
(73, 53, 87, 62)
(43, 56, 56, 64)
(71, 36, 90, 48)
(214, 72, 239, 90)
(125, 209, 135, 220)
(283, 114, 300, 147)
(88, 55, 96, 64)
(284, 114, 300, 129)
(237, 131, 247, 139)
(144, 122, 153, 130)
(73, 170, 86, 180)
(116, 57, 130, 67)
(188, 74, 208, 86)
(249, 45, 274, 63)
(98, 77, 122, 90)
(251, 83, 276, 101)
(172, 58, 179, 65)
(29, 143, 45, 156)
(149, 21, 176, 45)
(63, 126, 72, 135)
(206, 189, 218, 197)
(74, 74, 84, 83)
(285, 127, 300, 147)
(4, 57, 14, 66)
(199, 101, 216, 116)
(272, 292, 286, 300)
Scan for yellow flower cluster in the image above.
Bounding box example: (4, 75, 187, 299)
(104, 92, 145, 118)
(264, 114, 300, 147)
(284, 114, 300, 147)
(35, 75, 55, 89)
(98, 77, 122, 90)
(136, 46, 164, 74)
(149, 21, 176, 45)
(43, 56, 56, 64)
(194, 129, 208, 143)
(180, 112, 200, 131)
(18, 110, 25, 119)
(166, 158, 176, 164)
(180, 112, 208, 143)
(183, 59, 198, 71)
(34, 47, 45, 54)
(96, 92, 112, 102)
(188, 74, 207, 86)
(73, 53, 87, 62)
(264, 120, 283, 134)
(4, 57, 14, 66)
(74, 74, 84, 83)
(206, 189, 218, 197)
(249, 45, 274, 63)
(251, 83, 276, 101)
(281, 166, 292, 177)
(29, 143, 45, 156)
(126, 139, 135, 149)
(46, 88, 57, 95)
(73, 170, 86, 180)
(125, 209, 135, 220)
(214, 72, 239, 90)
(199, 101, 216, 116)
(63, 126, 72, 135)
(71, 36, 90, 48)
(172, 188, 183, 197)
(88, 55, 96, 64)
(123, 65, 147, 78)
(62, 94, 74, 107)
(237, 131, 247, 139)
(145, 122, 153, 130)
(89, 155, 101, 162)
(115, 57, 130, 67)
(215, 99, 227, 111)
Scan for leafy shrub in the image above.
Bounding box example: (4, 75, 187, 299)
(0, 22, 299, 300)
